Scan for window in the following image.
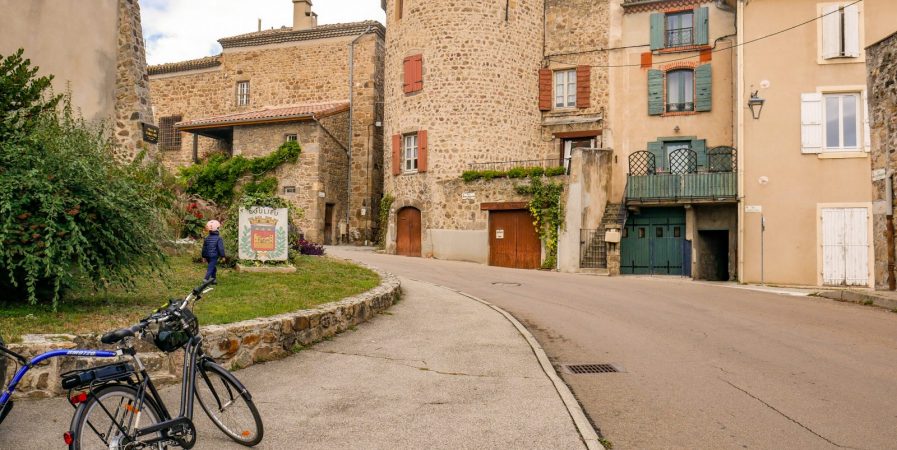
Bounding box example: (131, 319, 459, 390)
(403, 133, 418, 173)
(821, 4, 860, 60)
(638, 228, 646, 239)
(159, 115, 182, 151)
(554, 69, 576, 108)
(673, 226, 681, 238)
(824, 93, 860, 151)
(666, 69, 694, 112)
(656, 227, 664, 238)
(283, 186, 296, 194)
(665, 11, 694, 47)
(285, 134, 298, 142)
(236, 81, 250, 106)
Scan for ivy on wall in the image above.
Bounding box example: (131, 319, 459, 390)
(376, 194, 395, 249)
(179, 141, 301, 205)
(514, 177, 565, 270)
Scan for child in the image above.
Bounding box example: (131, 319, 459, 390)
(201, 220, 225, 283)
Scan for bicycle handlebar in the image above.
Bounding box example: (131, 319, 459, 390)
(192, 279, 215, 296)
(100, 323, 147, 345)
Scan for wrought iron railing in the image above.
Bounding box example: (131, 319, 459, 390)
(666, 102, 694, 112)
(666, 27, 694, 47)
(467, 158, 569, 173)
(625, 146, 737, 201)
(580, 229, 607, 269)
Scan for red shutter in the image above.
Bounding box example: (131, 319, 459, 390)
(538, 68, 552, 111)
(392, 134, 401, 176)
(418, 130, 428, 173)
(699, 48, 712, 62)
(576, 65, 590, 109)
(403, 55, 423, 94)
(640, 52, 653, 69)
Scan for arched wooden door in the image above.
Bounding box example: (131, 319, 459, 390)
(396, 207, 422, 257)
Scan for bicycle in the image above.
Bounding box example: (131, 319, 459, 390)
(0, 279, 264, 449)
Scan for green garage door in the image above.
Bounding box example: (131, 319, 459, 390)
(621, 207, 687, 275)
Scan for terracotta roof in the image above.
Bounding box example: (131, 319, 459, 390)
(622, 0, 708, 13)
(147, 56, 221, 76)
(175, 102, 349, 130)
(218, 21, 384, 49)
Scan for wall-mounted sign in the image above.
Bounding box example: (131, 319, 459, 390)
(462, 192, 475, 201)
(745, 205, 762, 213)
(495, 229, 504, 239)
(872, 168, 887, 182)
(238, 207, 289, 261)
(141, 123, 159, 144)
(318, 191, 326, 198)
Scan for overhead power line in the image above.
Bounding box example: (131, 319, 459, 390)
(547, 0, 863, 69)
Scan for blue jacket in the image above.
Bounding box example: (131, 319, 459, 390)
(202, 231, 225, 259)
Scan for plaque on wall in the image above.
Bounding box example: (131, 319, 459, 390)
(141, 123, 159, 144)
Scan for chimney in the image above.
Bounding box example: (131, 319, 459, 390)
(292, 0, 317, 30)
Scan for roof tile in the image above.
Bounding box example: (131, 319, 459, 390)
(176, 102, 349, 129)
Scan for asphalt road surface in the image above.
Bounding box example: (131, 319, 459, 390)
(331, 248, 897, 450)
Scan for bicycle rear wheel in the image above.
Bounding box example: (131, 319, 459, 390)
(70, 384, 165, 450)
(194, 360, 263, 446)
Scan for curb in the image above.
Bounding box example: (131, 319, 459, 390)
(812, 289, 897, 310)
(408, 278, 605, 450)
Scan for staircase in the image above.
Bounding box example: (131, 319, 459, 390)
(580, 202, 627, 269)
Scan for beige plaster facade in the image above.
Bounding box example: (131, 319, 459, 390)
(149, 17, 384, 244)
(737, 0, 874, 287)
(0, 0, 156, 161)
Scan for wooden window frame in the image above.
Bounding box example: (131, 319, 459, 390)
(664, 10, 695, 48)
(553, 69, 577, 109)
(284, 133, 298, 142)
(236, 80, 250, 106)
(402, 133, 418, 173)
(665, 68, 695, 113)
(822, 92, 861, 153)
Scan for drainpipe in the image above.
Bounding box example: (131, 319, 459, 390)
(346, 24, 373, 244)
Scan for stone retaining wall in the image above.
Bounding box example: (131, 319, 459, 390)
(6, 264, 400, 399)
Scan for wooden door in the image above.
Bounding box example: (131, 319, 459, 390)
(620, 207, 686, 275)
(324, 203, 334, 245)
(396, 207, 421, 257)
(822, 208, 868, 286)
(489, 210, 541, 269)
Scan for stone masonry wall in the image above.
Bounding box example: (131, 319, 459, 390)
(149, 30, 383, 242)
(112, 0, 156, 162)
(868, 32, 897, 290)
(8, 263, 400, 399)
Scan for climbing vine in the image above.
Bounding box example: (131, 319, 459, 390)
(376, 193, 395, 249)
(515, 177, 565, 269)
(179, 141, 301, 205)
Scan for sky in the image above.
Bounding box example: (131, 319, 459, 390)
(140, 0, 385, 66)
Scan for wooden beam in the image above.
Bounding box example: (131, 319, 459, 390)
(480, 201, 530, 211)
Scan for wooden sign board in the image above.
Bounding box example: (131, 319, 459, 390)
(141, 123, 159, 144)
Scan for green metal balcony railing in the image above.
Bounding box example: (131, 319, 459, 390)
(625, 172, 736, 202)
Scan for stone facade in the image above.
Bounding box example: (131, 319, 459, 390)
(868, 32, 897, 290)
(149, 20, 384, 243)
(112, 0, 156, 161)
(8, 263, 400, 399)
(383, 0, 610, 264)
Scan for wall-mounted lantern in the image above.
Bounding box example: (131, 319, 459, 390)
(748, 90, 765, 120)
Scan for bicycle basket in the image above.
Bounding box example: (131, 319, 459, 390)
(153, 308, 198, 353)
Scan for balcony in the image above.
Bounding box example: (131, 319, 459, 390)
(625, 147, 737, 204)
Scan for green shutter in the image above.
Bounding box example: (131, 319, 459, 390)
(692, 139, 707, 170)
(695, 7, 709, 45)
(648, 69, 664, 116)
(695, 64, 712, 112)
(647, 141, 663, 172)
(650, 13, 665, 50)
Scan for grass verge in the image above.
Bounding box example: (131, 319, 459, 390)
(0, 255, 379, 341)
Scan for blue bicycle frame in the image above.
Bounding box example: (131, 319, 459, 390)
(0, 348, 119, 407)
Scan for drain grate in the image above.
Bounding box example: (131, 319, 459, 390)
(564, 364, 620, 374)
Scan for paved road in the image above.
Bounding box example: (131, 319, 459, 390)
(331, 248, 897, 450)
(1, 278, 584, 449)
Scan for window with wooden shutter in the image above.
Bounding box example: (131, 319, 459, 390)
(694, 7, 709, 46)
(649, 13, 665, 50)
(576, 66, 590, 109)
(403, 55, 423, 94)
(418, 130, 428, 172)
(392, 134, 401, 175)
(694, 64, 712, 112)
(647, 69, 664, 116)
(159, 115, 182, 151)
(822, 4, 860, 59)
(801, 93, 824, 154)
(538, 68, 552, 111)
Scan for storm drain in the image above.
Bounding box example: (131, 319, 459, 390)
(563, 364, 621, 374)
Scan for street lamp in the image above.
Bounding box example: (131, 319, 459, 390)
(748, 90, 765, 119)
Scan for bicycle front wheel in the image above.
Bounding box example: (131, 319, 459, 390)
(70, 384, 165, 450)
(194, 360, 263, 446)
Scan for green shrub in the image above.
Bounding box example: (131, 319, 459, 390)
(0, 49, 61, 141)
(507, 167, 527, 178)
(527, 167, 545, 177)
(544, 166, 566, 177)
(0, 100, 167, 306)
(376, 194, 395, 248)
(462, 171, 482, 182)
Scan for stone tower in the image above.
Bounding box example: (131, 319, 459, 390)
(383, 0, 548, 258)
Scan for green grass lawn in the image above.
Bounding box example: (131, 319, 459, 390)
(0, 255, 379, 342)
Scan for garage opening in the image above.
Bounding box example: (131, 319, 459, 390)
(488, 209, 541, 269)
(697, 230, 729, 281)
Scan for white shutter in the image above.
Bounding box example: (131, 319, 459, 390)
(863, 90, 871, 152)
(844, 208, 869, 286)
(843, 4, 860, 57)
(801, 93, 824, 153)
(821, 4, 841, 59)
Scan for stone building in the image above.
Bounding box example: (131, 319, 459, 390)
(382, 0, 612, 268)
(865, 2, 897, 290)
(149, 1, 384, 244)
(0, 0, 156, 161)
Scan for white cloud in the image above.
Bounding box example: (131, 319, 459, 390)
(140, 0, 385, 65)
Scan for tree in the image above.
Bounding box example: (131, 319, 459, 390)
(0, 49, 61, 140)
